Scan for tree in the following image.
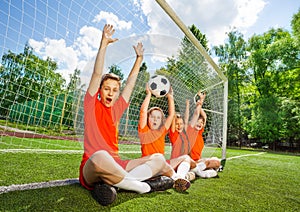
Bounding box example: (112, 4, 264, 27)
(109, 64, 124, 81)
(247, 28, 300, 145)
(213, 30, 248, 146)
(291, 8, 300, 44)
(0, 44, 65, 118)
(164, 24, 210, 92)
(61, 68, 84, 131)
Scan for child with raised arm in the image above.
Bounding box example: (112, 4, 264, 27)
(186, 92, 221, 178)
(79, 24, 174, 206)
(168, 109, 197, 181)
(138, 83, 191, 192)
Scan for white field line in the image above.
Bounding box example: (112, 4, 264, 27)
(0, 149, 141, 154)
(0, 149, 83, 154)
(0, 178, 79, 194)
(226, 152, 266, 160)
(0, 151, 266, 194)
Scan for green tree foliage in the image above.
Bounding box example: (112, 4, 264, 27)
(63, 68, 84, 129)
(0, 44, 65, 117)
(109, 64, 124, 81)
(212, 10, 300, 148)
(213, 31, 248, 145)
(164, 24, 209, 92)
(247, 28, 300, 143)
(291, 8, 300, 44)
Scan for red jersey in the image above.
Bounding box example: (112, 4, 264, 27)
(79, 91, 128, 189)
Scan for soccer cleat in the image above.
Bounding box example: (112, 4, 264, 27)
(91, 183, 117, 206)
(217, 165, 224, 172)
(185, 172, 196, 181)
(144, 176, 174, 192)
(217, 159, 226, 172)
(173, 178, 191, 192)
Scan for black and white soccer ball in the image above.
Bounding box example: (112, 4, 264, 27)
(148, 75, 170, 98)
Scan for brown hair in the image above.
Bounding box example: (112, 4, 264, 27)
(99, 73, 121, 88)
(175, 113, 183, 119)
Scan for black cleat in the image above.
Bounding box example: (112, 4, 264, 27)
(144, 176, 174, 192)
(92, 183, 117, 206)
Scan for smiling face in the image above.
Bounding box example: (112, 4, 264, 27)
(195, 117, 204, 131)
(175, 117, 184, 133)
(99, 78, 120, 107)
(148, 109, 163, 130)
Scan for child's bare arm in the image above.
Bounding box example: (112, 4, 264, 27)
(184, 99, 190, 131)
(139, 83, 151, 129)
(199, 92, 207, 127)
(122, 42, 144, 103)
(189, 93, 204, 128)
(164, 87, 175, 130)
(88, 24, 118, 96)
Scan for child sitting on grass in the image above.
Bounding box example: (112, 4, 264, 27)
(138, 83, 192, 192)
(171, 92, 221, 178)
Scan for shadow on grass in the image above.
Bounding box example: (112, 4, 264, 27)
(0, 182, 177, 211)
(111, 188, 174, 206)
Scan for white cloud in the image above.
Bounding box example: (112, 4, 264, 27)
(28, 26, 102, 86)
(74, 25, 101, 60)
(26, 0, 267, 87)
(232, 0, 266, 33)
(29, 38, 78, 82)
(28, 10, 135, 87)
(140, 0, 266, 46)
(92, 11, 133, 30)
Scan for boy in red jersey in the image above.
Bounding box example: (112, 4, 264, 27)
(186, 92, 221, 178)
(138, 84, 192, 192)
(79, 24, 174, 206)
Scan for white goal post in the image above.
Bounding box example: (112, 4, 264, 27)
(155, 0, 228, 160)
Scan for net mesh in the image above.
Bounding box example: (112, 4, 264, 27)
(0, 0, 226, 179)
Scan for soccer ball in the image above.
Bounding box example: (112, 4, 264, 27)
(148, 75, 170, 98)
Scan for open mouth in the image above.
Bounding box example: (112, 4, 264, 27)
(105, 97, 112, 104)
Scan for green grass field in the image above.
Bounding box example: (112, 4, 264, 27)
(0, 140, 299, 211)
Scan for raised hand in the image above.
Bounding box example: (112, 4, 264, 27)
(101, 24, 118, 45)
(196, 90, 206, 106)
(133, 42, 144, 57)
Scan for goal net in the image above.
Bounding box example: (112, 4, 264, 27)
(0, 0, 227, 188)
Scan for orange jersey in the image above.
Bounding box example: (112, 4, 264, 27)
(168, 129, 190, 159)
(138, 124, 167, 157)
(188, 126, 204, 161)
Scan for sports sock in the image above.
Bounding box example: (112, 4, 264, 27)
(176, 162, 190, 179)
(198, 169, 218, 178)
(128, 164, 153, 181)
(113, 174, 151, 194)
(197, 162, 206, 171)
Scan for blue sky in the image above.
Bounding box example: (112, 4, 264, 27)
(0, 0, 299, 87)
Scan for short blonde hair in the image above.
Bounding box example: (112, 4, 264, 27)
(100, 73, 121, 88)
